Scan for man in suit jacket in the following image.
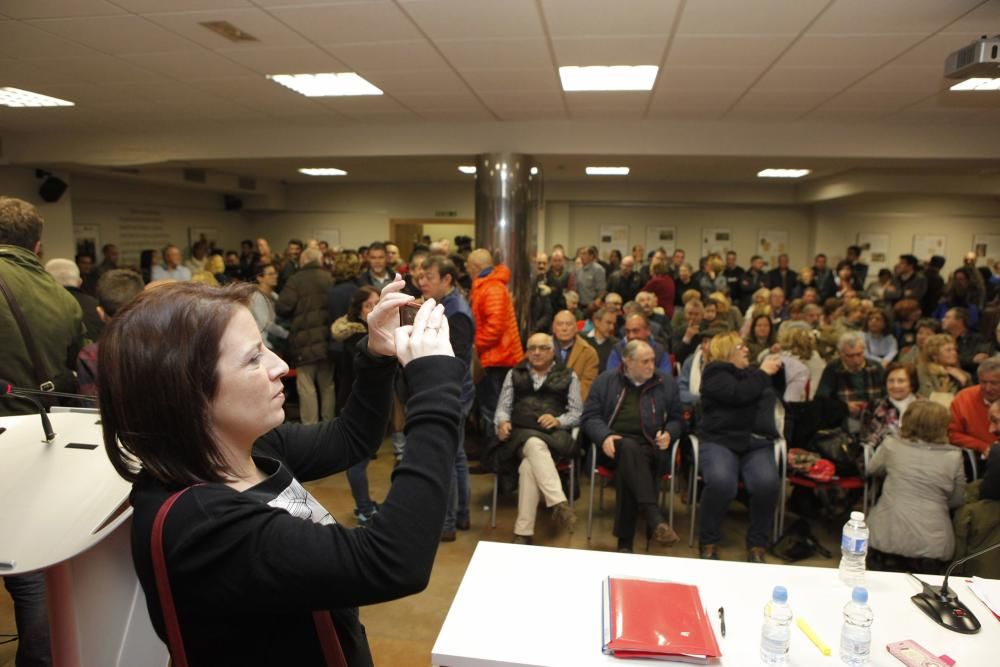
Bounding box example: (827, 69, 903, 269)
(552, 309, 599, 401)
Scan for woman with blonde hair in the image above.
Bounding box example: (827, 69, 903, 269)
(917, 333, 971, 401)
(696, 331, 783, 562)
(867, 400, 965, 572)
(773, 323, 821, 402)
(698, 254, 727, 300)
(709, 290, 742, 331)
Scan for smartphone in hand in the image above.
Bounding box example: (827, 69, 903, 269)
(398, 300, 423, 326)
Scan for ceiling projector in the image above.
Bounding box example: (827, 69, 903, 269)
(944, 35, 1000, 78)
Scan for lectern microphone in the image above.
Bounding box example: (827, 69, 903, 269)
(0, 378, 97, 403)
(1, 384, 55, 442)
(909, 539, 1000, 634)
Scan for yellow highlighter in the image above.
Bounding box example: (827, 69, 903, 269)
(796, 616, 832, 656)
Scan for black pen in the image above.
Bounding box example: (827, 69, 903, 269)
(718, 607, 726, 638)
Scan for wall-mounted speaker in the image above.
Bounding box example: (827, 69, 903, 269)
(36, 170, 68, 203)
(223, 195, 243, 211)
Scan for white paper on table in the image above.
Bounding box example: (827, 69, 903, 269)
(968, 577, 1000, 617)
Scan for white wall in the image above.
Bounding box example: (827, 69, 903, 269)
(0, 166, 75, 260)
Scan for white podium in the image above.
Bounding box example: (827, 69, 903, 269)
(0, 410, 168, 667)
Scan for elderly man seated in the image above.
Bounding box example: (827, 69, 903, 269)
(949, 358, 1000, 476)
(491, 333, 582, 545)
(551, 309, 599, 401)
(583, 340, 684, 553)
(606, 313, 672, 375)
(816, 330, 886, 434)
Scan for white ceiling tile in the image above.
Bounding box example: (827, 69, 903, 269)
(0, 58, 84, 86)
(495, 109, 568, 121)
(477, 90, 565, 112)
(418, 109, 495, 122)
(848, 66, 947, 93)
(267, 3, 421, 44)
(362, 69, 469, 95)
(813, 88, 930, 112)
(436, 38, 552, 71)
(27, 15, 201, 54)
(565, 91, 649, 111)
(809, 0, 984, 35)
(391, 90, 486, 112)
(314, 95, 408, 115)
(729, 88, 832, 113)
(657, 66, 764, 91)
(218, 46, 347, 74)
(0, 1, 125, 19)
(0, 21, 99, 58)
(541, 0, 680, 37)
(551, 36, 667, 66)
(399, 0, 542, 40)
(648, 88, 748, 113)
(253, 0, 390, 6)
(118, 1, 254, 10)
(143, 8, 306, 50)
(462, 69, 560, 93)
(120, 51, 259, 81)
(676, 0, 829, 35)
(666, 35, 795, 68)
(571, 107, 645, 120)
(776, 34, 925, 68)
(806, 107, 893, 121)
(943, 0, 1000, 33)
(926, 90, 1000, 109)
(754, 66, 869, 91)
(190, 77, 329, 111)
(890, 32, 986, 67)
(16, 55, 167, 84)
(327, 40, 448, 72)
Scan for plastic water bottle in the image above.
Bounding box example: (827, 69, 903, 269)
(839, 511, 869, 587)
(840, 587, 873, 666)
(760, 586, 793, 665)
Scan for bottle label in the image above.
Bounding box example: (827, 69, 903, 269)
(841, 535, 867, 553)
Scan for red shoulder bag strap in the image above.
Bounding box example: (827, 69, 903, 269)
(151, 487, 348, 667)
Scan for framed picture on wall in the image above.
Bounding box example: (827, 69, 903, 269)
(857, 232, 890, 275)
(757, 230, 787, 270)
(645, 226, 676, 256)
(599, 224, 629, 260)
(702, 228, 731, 257)
(912, 234, 946, 261)
(972, 234, 1000, 264)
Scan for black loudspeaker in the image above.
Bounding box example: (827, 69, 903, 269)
(223, 195, 243, 211)
(38, 175, 68, 203)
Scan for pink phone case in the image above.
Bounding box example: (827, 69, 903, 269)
(886, 640, 949, 667)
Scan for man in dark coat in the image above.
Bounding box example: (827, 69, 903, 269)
(277, 246, 334, 424)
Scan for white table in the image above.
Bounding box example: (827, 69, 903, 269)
(433, 542, 999, 666)
(0, 411, 167, 667)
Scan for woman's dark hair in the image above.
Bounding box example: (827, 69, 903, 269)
(750, 313, 773, 343)
(864, 307, 891, 332)
(347, 285, 380, 322)
(100, 281, 256, 487)
(884, 361, 917, 394)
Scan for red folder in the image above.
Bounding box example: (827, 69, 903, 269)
(602, 577, 722, 663)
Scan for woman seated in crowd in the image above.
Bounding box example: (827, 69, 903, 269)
(773, 324, 819, 402)
(100, 280, 462, 667)
(898, 317, 940, 365)
(867, 400, 965, 574)
(744, 314, 774, 366)
(696, 331, 783, 563)
(330, 285, 382, 524)
(863, 308, 897, 368)
(917, 333, 971, 401)
(862, 362, 917, 450)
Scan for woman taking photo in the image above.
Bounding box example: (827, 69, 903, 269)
(100, 280, 461, 667)
(697, 332, 783, 563)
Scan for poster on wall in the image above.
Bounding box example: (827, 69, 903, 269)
(857, 232, 890, 275)
(313, 229, 341, 247)
(701, 228, 731, 258)
(72, 224, 100, 263)
(757, 230, 788, 270)
(972, 234, 1000, 264)
(118, 208, 169, 267)
(188, 227, 218, 252)
(912, 234, 947, 261)
(599, 224, 629, 260)
(645, 226, 676, 256)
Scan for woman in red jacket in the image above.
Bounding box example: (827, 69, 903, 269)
(642, 259, 676, 318)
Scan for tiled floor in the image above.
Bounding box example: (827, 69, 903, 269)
(0, 438, 843, 667)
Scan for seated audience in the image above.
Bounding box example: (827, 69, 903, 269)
(948, 358, 1000, 456)
(816, 331, 887, 434)
(492, 333, 581, 545)
(583, 306, 620, 373)
(916, 333, 971, 401)
(867, 400, 965, 572)
(941, 307, 991, 378)
(769, 286, 788, 324)
(697, 332, 784, 563)
(898, 317, 940, 365)
(678, 334, 710, 406)
(607, 313, 672, 374)
(151, 244, 192, 282)
(563, 289, 583, 320)
(583, 340, 683, 553)
(773, 324, 820, 402)
(551, 309, 599, 401)
(984, 400, 1000, 501)
(862, 362, 917, 450)
(863, 308, 898, 368)
(672, 300, 707, 364)
(744, 314, 774, 366)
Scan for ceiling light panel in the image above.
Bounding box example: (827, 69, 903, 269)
(757, 168, 810, 178)
(586, 166, 630, 176)
(267, 73, 383, 97)
(0, 87, 74, 107)
(457, 166, 476, 174)
(560, 65, 658, 91)
(299, 168, 347, 176)
(950, 78, 1000, 91)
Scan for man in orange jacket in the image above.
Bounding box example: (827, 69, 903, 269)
(467, 248, 525, 446)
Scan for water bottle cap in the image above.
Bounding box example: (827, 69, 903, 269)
(852, 587, 868, 604)
(850, 511, 865, 521)
(772, 586, 788, 603)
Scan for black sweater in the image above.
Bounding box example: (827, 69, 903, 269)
(129, 345, 464, 667)
(698, 361, 777, 452)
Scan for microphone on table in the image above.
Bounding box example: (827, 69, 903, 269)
(1, 381, 55, 442)
(0, 379, 97, 404)
(909, 539, 1000, 634)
